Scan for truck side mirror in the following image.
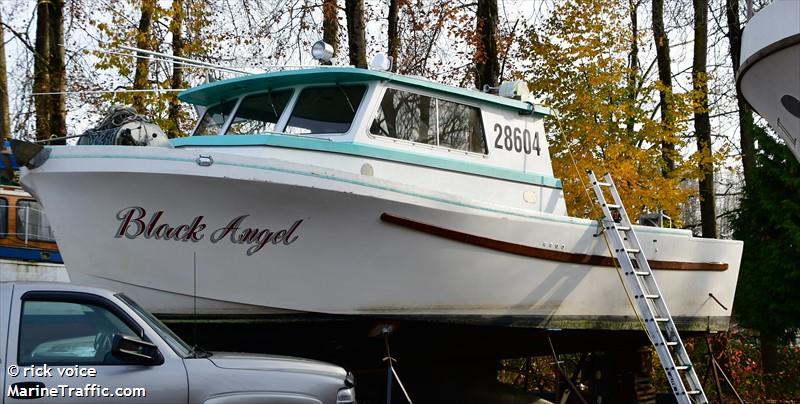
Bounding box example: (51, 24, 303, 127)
(111, 334, 163, 366)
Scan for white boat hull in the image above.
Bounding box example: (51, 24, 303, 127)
(21, 146, 742, 331)
(739, 0, 800, 161)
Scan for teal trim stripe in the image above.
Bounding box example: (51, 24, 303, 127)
(170, 135, 563, 188)
(178, 67, 551, 116)
(48, 150, 696, 236)
(50, 151, 555, 223)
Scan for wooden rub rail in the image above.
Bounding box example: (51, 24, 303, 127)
(380, 213, 728, 271)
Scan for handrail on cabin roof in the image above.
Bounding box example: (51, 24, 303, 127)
(178, 67, 552, 116)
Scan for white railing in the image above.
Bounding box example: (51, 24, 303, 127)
(0, 203, 57, 245)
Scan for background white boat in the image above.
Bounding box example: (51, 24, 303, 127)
(0, 185, 68, 282)
(739, 0, 800, 161)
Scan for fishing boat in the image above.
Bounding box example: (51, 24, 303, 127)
(14, 66, 742, 331)
(739, 0, 800, 161)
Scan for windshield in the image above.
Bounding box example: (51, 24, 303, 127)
(193, 100, 237, 136)
(226, 90, 293, 135)
(284, 85, 367, 134)
(117, 294, 193, 358)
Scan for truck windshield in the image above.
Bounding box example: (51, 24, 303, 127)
(117, 294, 193, 358)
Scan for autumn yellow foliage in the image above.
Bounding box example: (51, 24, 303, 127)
(93, 0, 211, 136)
(521, 0, 715, 223)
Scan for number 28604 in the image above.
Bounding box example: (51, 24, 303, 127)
(493, 124, 541, 156)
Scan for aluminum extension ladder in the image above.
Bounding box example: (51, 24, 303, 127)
(588, 171, 708, 404)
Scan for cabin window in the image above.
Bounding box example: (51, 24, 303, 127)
(16, 200, 56, 243)
(371, 89, 437, 145)
(371, 88, 487, 154)
(285, 85, 367, 134)
(0, 197, 6, 237)
(226, 90, 293, 135)
(193, 99, 237, 136)
(436, 99, 487, 153)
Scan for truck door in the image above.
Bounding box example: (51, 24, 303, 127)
(4, 290, 188, 403)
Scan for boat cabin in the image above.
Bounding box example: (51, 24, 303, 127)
(174, 68, 567, 215)
(0, 186, 61, 263)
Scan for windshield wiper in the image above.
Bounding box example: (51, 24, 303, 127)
(266, 90, 279, 118)
(337, 84, 355, 113)
(190, 344, 213, 358)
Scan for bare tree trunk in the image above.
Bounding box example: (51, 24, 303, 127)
(653, 0, 675, 173)
(419, 95, 432, 143)
(474, 0, 499, 90)
(322, 0, 339, 65)
(33, 0, 51, 142)
(344, 0, 367, 68)
(133, 0, 156, 113)
(167, 0, 184, 138)
(387, 0, 399, 72)
(693, 0, 717, 238)
(48, 0, 66, 145)
(760, 332, 780, 374)
(626, 0, 639, 136)
(726, 0, 755, 184)
(0, 12, 10, 140)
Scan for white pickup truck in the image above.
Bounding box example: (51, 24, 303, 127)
(0, 282, 356, 403)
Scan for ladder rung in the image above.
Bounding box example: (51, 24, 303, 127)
(654, 317, 669, 322)
(606, 204, 621, 209)
(666, 341, 678, 346)
(634, 271, 650, 276)
(626, 248, 640, 254)
(616, 225, 631, 231)
(644, 294, 660, 299)
(675, 365, 689, 371)
(686, 390, 701, 395)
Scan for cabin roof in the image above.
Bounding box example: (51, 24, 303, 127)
(179, 67, 551, 115)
